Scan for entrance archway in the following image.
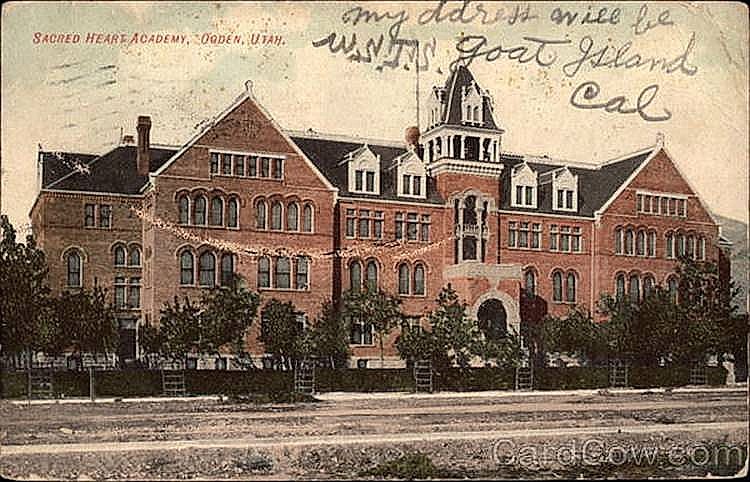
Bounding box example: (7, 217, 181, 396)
(477, 299, 507, 340)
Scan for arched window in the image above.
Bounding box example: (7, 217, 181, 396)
(566, 272, 576, 303)
(413, 263, 426, 295)
(398, 263, 410, 295)
(180, 251, 194, 285)
(524, 269, 536, 297)
(66, 250, 82, 287)
(616, 274, 626, 301)
(473, 106, 479, 121)
(643, 275, 655, 298)
(625, 228, 634, 255)
(614, 227, 623, 254)
(114, 245, 126, 266)
(220, 253, 234, 286)
(365, 260, 378, 291)
(636, 230, 645, 256)
(699, 236, 706, 260)
(666, 232, 674, 258)
(676, 233, 686, 257)
(628, 274, 640, 302)
(296, 256, 309, 290)
(255, 200, 267, 229)
(349, 260, 362, 291)
(275, 257, 291, 289)
(128, 246, 141, 266)
(199, 252, 216, 287)
(210, 196, 223, 226)
(227, 198, 239, 228)
(178, 195, 190, 225)
(286, 202, 299, 231)
(270, 201, 283, 230)
(552, 271, 563, 302)
(302, 204, 313, 232)
(668, 276, 679, 303)
(687, 235, 695, 259)
(257, 257, 270, 288)
(647, 231, 656, 257)
(193, 196, 207, 225)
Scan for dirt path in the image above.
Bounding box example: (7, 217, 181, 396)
(3, 420, 746, 456)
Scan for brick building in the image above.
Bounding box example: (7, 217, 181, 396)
(30, 67, 731, 368)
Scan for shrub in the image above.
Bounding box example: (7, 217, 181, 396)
(362, 453, 438, 479)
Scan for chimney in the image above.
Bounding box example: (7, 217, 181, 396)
(121, 135, 135, 145)
(136, 115, 151, 176)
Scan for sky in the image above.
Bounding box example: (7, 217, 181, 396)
(2, 1, 748, 234)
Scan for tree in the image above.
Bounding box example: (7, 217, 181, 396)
(260, 299, 304, 370)
(341, 288, 403, 367)
(308, 300, 350, 368)
(200, 275, 260, 360)
(0, 215, 51, 361)
(55, 284, 119, 357)
(543, 306, 609, 365)
(159, 295, 202, 362)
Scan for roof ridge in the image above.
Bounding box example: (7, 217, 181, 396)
(285, 129, 405, 149)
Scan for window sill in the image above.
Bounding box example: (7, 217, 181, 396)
(349, 343, 376, 347)
(552, 301, 577, 305)
(179, 224, 241, 231)
(506, 246, 543, 251)
(211, 173, 283, 182)
(258, 287, 310, 293)
(398, 293, 427, 299)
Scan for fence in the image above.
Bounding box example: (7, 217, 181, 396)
(2, 365, 729, 400)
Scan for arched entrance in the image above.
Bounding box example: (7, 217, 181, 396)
(477, 299, 508, 340)
(470, 290, 521, 339)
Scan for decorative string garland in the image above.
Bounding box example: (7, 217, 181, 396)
(130, 206, 454, 263)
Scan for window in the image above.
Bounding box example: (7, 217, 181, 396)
(349, 260, 362, 291)
(128, 246, 141, 266)
(666, 233, 674, 258)
(296, 256, 309, 290)
(270, 201, 282, 230)
(248, 156, 257, 176)
(550, 225, 582, 253)
(552, 271, 562, 302)
(374, 211, 384, 239)
(549, 225, 558, 250)
(114, 245, 126, 266)
(210, 197, 223, 226)
(395, 213, 404, 240)
(128, 277, 141, 309)
(560, 226, 570, 252)
(274, 257, 291, 289)
(178, 195, 190, 225)
(272, 158, 283, 179)
(180, 251, 194, 285)
(637, 191, 687, 218)
(616, 274, 626, 300)
(220, 254, 234, 286)
(257, 257, 270, 288)
(625, 228, 634, 255)
(571, 227, 581, 252)
(647, 231, 656, 257)
(260, 157, 270, 177)
(99, 204, 111, 228)
(643, 276, 655, 298)
(199, 252, 216, 287)
(355, 170, 364, 191)
(636, 230, 645, 256)
(403, 174, 411, 195)
(668, 277, 679, 303)
(365, 260, 378, 291)
(366, 171, 375, 192)
(615, 228, 623, 254)
(255, 200, 267, 229)
(518, 222, 529, 248)
(677, 199, 686, 217)
(566, 272, 576, 302)
(358, 210, 370, 238)
(221, 154, 232, 175)
(628, 275, 640, 302)
(508, 222, 517, 247)
(287, 202, 299, 231)
(531, 223, 541, 249)
(407, 213, 418, 241)
(413, 263, 425, 295)
(114, 276, 127, 309)
(194, 196, 207, 225)
(65, 250, 82, 287)
(699, 236, 706, 260)
(84, 204, 95, 227)
(420, 215, 430, 242)
(210, 153, 219, 174)
(350, 318, 373, 345)
(524, 269, 536, 297)
(398, 263, 410, 295)
(555, 189, 574, 210)
(234, 155, 245, 176)
(346, 209, 356, 238)
(302, 204, 313, 232)
(676, 233, 686, 257)
(412, 176, 421, 196)
(687, 235, 695, 259)
(227, 198, 239, 228)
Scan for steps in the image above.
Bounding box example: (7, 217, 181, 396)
(162, 370, 186, 396)
(294, 360, 315, 394)
(690, 365, 708, 385)
(609, 360, 629, 388)
(414, 360, 433, 393)
(515, 366, 533, 391)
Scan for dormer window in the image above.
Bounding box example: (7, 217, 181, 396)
(551, 167, 578, 212)
(510, 163, 537, 209)
(396, 151, 427, 199)
(345, 145, 380, 195)
(461, 82, 484, 126)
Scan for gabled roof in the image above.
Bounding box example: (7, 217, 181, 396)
(289, 134, 443, 204)
(44, 145, 176, 194)
(441, 65, 500, 130)
(40, 151, 99, 188)
(499, 147, 654, 217)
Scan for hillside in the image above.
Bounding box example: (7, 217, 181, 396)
(716, 214, 749, 311)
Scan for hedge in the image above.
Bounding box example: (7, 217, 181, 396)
(1, 365, 727, 399)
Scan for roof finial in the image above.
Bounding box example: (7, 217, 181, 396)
(656, 132, 665, 147)
(244, 79, 254, 96)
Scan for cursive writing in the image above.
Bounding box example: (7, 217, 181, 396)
(631, 4, 674, 36)
(570, 81, 672, 122)
(451, 34, 571, 72)
(418, 0, 538, 26)
(549, 5, 621, 26)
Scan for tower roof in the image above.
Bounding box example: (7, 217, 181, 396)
(440, 65, 500, 130)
